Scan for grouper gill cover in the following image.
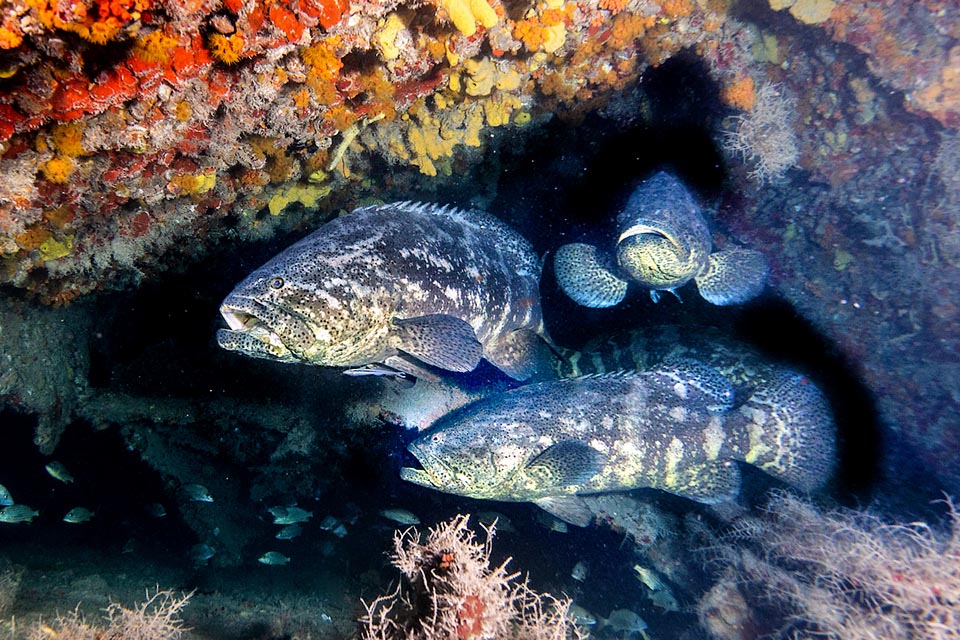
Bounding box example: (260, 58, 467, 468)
(216, 201, 552, 381)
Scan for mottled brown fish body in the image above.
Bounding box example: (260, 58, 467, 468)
(554, 172, 769, 307)
(402, 364, 835, 523)
(217, 202, 550, 380)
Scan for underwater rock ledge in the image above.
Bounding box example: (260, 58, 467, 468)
(0, 0, 953, 303)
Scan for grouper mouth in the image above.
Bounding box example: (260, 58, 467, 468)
(399, 443, 446, 489)
(216, 298, 296, 361)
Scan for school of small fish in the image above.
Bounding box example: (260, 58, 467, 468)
(8, 179, 839, 610)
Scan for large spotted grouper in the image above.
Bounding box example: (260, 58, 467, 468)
(216, 201, 553, 381)
(554, 172, 769, 307)
(401, 361, 835, 526)
(367, 325, 802, 431)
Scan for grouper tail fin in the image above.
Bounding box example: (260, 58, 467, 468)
(736, 371, 836, 492)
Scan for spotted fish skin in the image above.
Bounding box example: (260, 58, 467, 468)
(217, 202, 551, 380)
(555, 326, 779, 406)
(401, 364, 835, 525)
(554, 172, 769, 306)
(615, 172, 711, 292)
(373, 325, 808, 431)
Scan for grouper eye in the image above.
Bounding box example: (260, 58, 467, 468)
(269, 276, 284, 289)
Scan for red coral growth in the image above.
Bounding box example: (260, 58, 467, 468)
(268, 5, 304, 41)
(301, 0, 348, 30)
(97, 0, 152, 23)
(456, 595, 485, 639)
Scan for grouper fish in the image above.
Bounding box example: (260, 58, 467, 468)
(401, 362, 835, 526)
(217, 202, 552, 381)
(554, 172, 769, 307)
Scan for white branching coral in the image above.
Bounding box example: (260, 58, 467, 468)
(361, 514, 584, 640)
(29, 588, 192, 640)
(723, 83, 799, 184)
(714, 491, 960, 639)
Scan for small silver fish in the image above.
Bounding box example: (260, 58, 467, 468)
(258, 551, 290, 565)
(319, 515, 340, 531)
(534, 510, 568, 533)
(379, 508, 420, 525)
(216, 202, 554, 381)
(276, 524, 302, 540)
(568, 604, 597, 627)
(267, 505, 293, 517)
(0, 483, 13, 506)
(45, 461, 74, 484)
(63, 507, 94, 523)
(603, 609, 648, 636)
(475, 511, 516, 533)
(0, 504, 38, 524)
(182, 484, 213, 502)
(571, 560, 589, 582)
(272, 506, 312, 525)
(190, 543, 216, 564)
(632, 565, 664, 592)
(649, 586, 679, 612)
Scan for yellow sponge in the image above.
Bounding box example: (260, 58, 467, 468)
(438, 0, 498, 37)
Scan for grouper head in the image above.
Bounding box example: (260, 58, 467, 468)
(400, 407, 531, 501)
(400, 394, 605, 504)
(216, 245, 376, 366)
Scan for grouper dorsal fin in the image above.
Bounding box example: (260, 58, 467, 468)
(645, 358, 734, 413)
(393, 314, 483, 373)
(524, 441, 605, 489)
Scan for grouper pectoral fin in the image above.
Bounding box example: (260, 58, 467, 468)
(524, 441, 605, 489)
(694, 248, 769, 305)
(485, 329, 555, 381)
(533, 496, 594, 527)
(554, 243, 629, 308)
(393, 314, 483, 373)
(667, 460, 741, 504)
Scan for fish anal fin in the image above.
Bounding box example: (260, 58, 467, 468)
(533, 496, 594, 527)
(393, 314, 482, 373)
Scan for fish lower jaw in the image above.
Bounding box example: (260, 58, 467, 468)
(218, 308, 288, 350)
(399, 467, 438, 488)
